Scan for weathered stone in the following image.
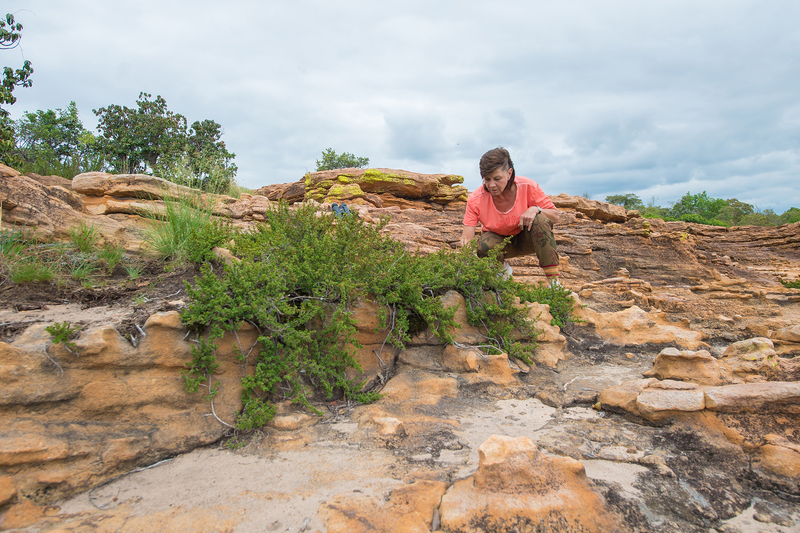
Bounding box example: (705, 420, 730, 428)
(0, 475, 16, 506)
(579, 305, 706, 349)
(635, 386, 706, 420)
(550, 193, 627, 222)
(438, 435, 625, 532)
(598, 378, 657, 415)
(703, 382, 800, 412)
(320, 479, 448, 533)
(0, 316, 252, 502)
(372, 416, 404, 436)
(774, 324, 800, 343)
(643, 348, 723, 385)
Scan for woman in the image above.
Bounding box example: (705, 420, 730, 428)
(460, 147, 561, 284)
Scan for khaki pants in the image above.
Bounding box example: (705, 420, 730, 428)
(477, 214, 559, 268)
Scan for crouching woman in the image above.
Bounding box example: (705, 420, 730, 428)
(459, 147, 561, 284)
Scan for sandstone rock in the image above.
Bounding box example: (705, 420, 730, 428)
(550, 193, 627, 222)
(774, 324, 800, 343)
(723, 337, 776, 357)
(72, 172, 193, 200)
(320, 479, 448, 533)
(753, 435, 800, 493)
(0, 475, 16, 506)
(719, 337, 778, 377)
(372, 417, 404, 436)
(0, 498, 44, 529)
(441, 344, 480, 373)
(578, 306, 706, 349)
(379, 369, 458, 406)
(635, 386, 706, 421)
(303, 168, 468, 209)
(0, 316, 253, 503)
(703, 382, 800, 413)
(438, 435, 625, 532)
(643, 347, 723, 385)
(598, 378, 657, 415)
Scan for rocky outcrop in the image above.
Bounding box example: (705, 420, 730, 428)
(257, 168, 470, 211)
(438, 435, 626, 532)
(0, 312, 251, 503)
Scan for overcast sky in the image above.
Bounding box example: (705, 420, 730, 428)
(4, 0, 799, 212)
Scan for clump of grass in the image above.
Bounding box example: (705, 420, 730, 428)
(69, 221, 101, 253)
(10, 258, 55, 283)
(46, 321, 80, 354)
(70, 261, 97, 281)
(0, 227, 30, 256)
(144, 194, 234, 264)
(98, 242, 124, 272)
(125, 263, 143, 280)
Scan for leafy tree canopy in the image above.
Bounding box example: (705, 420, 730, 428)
(315, 147, 369, 171)
(93, 92, 187, 174)
(13, 101, 100, 177)
(780, 207, 800, 225)
(93, 93, 236, 192)
(1, 13, 34, 165)
(668, 191, 727, 221)
(605, 193, 644, 211)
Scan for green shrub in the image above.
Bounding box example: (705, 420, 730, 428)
(781, 279, 800, 290)
(45, 321, 80, 353)
(181, 203, 576, 430)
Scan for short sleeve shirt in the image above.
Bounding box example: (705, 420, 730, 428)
(462, 176, 555, 236)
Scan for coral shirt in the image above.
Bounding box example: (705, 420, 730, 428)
(462, 176, 555, 236)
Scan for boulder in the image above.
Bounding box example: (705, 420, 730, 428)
(303, 168, 468, 209)
(719, 337, 778, 377)
(438, 435, 626, 532)
(643, 347, 723, 385)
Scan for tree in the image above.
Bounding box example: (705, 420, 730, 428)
(740, 208, 781, 227)
(186, 119, 237, 191)
(93, 92, 187, 174)
(1, 13, 34, 165)
(668, 191, 726, 221)
(315, 148, 369, 171)
(717, 199, 754, 226)
(605, 193, 644, 211)
(780, 207, 800, 225)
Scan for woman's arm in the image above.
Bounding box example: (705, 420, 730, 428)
(460, 226, 477, 247)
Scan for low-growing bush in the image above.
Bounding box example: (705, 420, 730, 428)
(180, 203, 577, 430)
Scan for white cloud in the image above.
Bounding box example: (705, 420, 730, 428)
(3, 0, 799, 212)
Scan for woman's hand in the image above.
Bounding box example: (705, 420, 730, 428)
(518, 207, 540, 230)
(519, 207, 559, 230)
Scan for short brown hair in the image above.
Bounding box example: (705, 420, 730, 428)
(479, 147, 515, 191)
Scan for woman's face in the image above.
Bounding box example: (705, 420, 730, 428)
(483, 166, 513, 196)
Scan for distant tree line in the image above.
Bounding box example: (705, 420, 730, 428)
(605, 192, 800, 227)
(5, 93, 237, 194)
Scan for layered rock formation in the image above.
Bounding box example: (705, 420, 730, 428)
(1, 166, 799, 532)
